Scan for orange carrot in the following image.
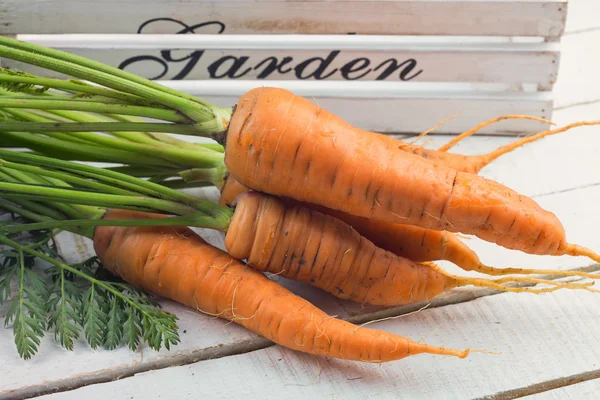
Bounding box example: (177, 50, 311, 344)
(222, 87, 600, 263)
(223, 192, 597, 306)
(220, 176, 600, 281)
(94, 208, 471, 362)
(220, 175, 469, 264)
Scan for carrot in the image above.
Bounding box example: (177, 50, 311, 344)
(95, 208, 471, 362)
(219, 176, 600, 281)
(222, 87, 600, 263)
(220, 175, 477, 265)
(224, 192, 598, 306)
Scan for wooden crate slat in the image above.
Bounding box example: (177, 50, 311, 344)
(5, 35, 561, 86)
(162, 80, 553, 134)
(0, 1, 568, 38)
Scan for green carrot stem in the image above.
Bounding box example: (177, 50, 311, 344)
(179, 165, 227, 189)
(45, 110, 223, 155)
(50, 110, 171, 146)
(146, 132, 225, 153)
(0, 150, 232, 221)
(34, 174, 106, 220)
(0, 37, 216, 109)
(1, 169, 84, 220)
(0, 98, 190, 123)
(103, 113, 225, 152)
(0, 73, 167, 108)
(4, 109, 104, 146)
(3, 110, 223, 167)
(0, 149, 205, 206)
(0, 198, 53, 223)
(0, 159, 138, 196)
(2, 167, 95, 218)
(0, 121, 212, 135)
(0, 38, 225, 125)
(0, 93, 138, 106)
(0, 181, 65, 220)
(0, 211, 231, 234)
(0, 131, 178, 167)
(0, 183, 198, 216)
(157, 180, 213, 190)
(105, 165, 180, 178)
(21, 109, 79, 123)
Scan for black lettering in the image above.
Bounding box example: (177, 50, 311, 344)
(118, 55, 168, 80)
(340, 58, 372, 80)
(253, 56, 294, 79)
(294, 50, 340, 80)
(137, 18, 226, 35)
(161, 50, 205, 80)
(208, 56, 252, 79)
(120, 18, 226, 78)
(373, 58, 423, 81)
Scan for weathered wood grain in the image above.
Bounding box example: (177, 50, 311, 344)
(553, 29, 600, 109)
(0, 1, 567, 38)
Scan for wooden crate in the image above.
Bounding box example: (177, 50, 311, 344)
(0, 0, 568, 135)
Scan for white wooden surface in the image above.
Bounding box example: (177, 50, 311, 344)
(2, 0, 600, 398)
(0, 0, 567, 37)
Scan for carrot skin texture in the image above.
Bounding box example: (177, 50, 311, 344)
(224, 87, 566, 255)
(93, 209, 469, 361)
(220, 175, 482, 267)
(224, 193, 457, 307)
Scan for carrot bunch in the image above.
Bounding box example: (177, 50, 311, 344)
(1, 36, 600, 363)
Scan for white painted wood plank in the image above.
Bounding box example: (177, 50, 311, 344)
(521, 379, 600, 399)
(34, 278, 600, 400)
(163, 80, 554, 134)
(563, 0, 600, 34)
(15, 34, 563, 51)
(0, 1, 567, 38)
(187, 93, 553, 135)
(553, 29, 600, 109)
(7, 39, 558, 86)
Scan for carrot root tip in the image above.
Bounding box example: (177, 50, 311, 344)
(564, 243, 600, 265)
(474, 263, 600, 280)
